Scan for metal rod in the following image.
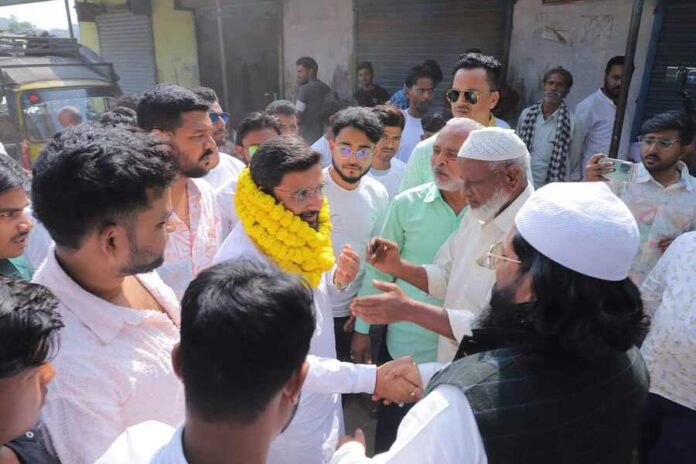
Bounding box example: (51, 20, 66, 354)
(64, 0, 75, 39)
(609, 0, 645, 158)
(215, 0, 231, 117)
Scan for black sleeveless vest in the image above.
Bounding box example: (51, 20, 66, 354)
(425, 345, 649, 464)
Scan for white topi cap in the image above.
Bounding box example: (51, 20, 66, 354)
(514, 182, 639, 281)
(457, 127, 529, 161)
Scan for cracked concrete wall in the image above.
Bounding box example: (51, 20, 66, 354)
(508, 0, 658, 132)
(282, 0, 354, 101)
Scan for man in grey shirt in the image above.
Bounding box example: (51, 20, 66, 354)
(295, 56, 331, 144)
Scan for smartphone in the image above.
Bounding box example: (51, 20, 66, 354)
(600, 158, 636, 183)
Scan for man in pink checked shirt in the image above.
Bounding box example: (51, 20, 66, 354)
(137, 84, 222, 299)
(30, 125, 184, 463)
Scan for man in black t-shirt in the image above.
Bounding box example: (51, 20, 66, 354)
(354, 61, 390, 108)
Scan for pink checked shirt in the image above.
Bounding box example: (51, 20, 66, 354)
(33, 249, 184, 464)
(159, 178, 221, 299)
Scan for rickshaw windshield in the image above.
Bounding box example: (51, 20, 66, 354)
(21, 87, 113, 142)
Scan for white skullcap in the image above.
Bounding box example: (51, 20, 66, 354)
(514, 182, 639, 281)
(457, 127, 529, 161)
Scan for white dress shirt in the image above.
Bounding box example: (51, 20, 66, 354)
(330, 384, 486, 463)
(202, 152, 245, 191)
(34, 249, 184, 464)
(575, 88, 631, 166)
(423, 185, 534, 361)
(395, 110, 424, 163)
(214, 224, 377, 464)
(640, 231, 696, 411)
(96, 421, 185, 464)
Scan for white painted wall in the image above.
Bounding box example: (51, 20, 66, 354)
(282, 0, 354, 100)
(508, 0, 658, 134)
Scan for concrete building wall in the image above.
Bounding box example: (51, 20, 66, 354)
(151, 0, 199, 87)
(508, 0, 658, 130)
(282, 0, 354, 100)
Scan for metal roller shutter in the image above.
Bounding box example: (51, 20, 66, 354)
(96, 12, 157, 94)
(355, 0, 510, 113)
(641, 0, 696, 123)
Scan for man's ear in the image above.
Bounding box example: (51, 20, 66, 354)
(283, 361, 309, 404)
(98, 224, 123, 257)
(489, 90, 500, 110)
(503, 163, 524, 189)
(171, 343, 183, 381)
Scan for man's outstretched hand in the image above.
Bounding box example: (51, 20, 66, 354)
(351, 280, 411, 325)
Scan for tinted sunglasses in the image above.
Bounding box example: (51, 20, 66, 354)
(209, 112, 230, 124)
(446, 89, 490, 105)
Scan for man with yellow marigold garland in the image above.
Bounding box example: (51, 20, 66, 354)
(214, 135, 423, 464)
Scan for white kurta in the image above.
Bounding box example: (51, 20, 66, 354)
(214, 224, 377, 464)
(423, 185, 534, 362)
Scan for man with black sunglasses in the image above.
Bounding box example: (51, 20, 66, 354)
(193, 87, 246, 192)
(400, 53, 510, 192)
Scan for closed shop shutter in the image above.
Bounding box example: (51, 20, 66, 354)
(355, 0, 510, 112)
(641, 0, 696, 123)
(96, 12, 157, 94)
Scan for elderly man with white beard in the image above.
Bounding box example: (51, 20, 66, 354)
(352, 127, 533, 362)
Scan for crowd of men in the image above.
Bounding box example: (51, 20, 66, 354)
(0, 50, 694, 464)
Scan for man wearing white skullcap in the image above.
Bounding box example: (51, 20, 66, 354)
(355, 127, 534, 362)
(334, 182, 650, 464)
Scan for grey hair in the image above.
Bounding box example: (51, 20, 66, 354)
(491, 155, 530, 182)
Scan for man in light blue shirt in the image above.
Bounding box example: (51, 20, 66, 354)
(351, 118, 481, 452)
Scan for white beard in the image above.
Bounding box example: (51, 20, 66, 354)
(470, 189, 511, 223)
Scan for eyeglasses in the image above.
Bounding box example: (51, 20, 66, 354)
(637, 135, 681, 150)
(288, 181, 327, 205)
(247, 144, 260, 158)
(446, 88, 494, 105)
(481, 242, 521, 270)
(209, 112, 230, 124)
(337, 146, 373, 160)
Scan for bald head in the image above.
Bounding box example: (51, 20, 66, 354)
(431, 118, 484, 191)
(57, 106, 82, 128)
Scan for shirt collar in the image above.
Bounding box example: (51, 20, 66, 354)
(491, 184, 535, 233)
(423, 182, 443, 203)
(153, 424, 186, 463)
(39, 248, 171, 345)
(488, 114, 498, 127)
(634, 161, 694, 191)
(595, 88, 616, 108)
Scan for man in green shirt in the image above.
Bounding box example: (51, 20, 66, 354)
(399, 53, 510, 192)
(351, 117, 483, 452)
(0, 156, 33, 279)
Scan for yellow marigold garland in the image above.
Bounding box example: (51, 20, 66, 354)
(235, 168, 335, 287)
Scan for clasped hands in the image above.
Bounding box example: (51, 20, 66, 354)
(374, 356, 423, 405)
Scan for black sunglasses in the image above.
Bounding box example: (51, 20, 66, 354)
(209, 112, 230, 124)
(446, 89, 492, 105)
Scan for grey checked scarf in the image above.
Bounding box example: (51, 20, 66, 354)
(518, 101, 571, 182)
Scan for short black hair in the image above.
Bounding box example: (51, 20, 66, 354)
(114, 94, 141, 111)
(405, 64, 436, 88)
(250, 135, 321, 193)
(137, 84, 209, 132)
(97, 107, 138, 128)
(235, 112, 281, 147)
(543, 66, 574, 89)
(421, 113, 447, 133)
(357, 61, 374, 74)
(422, 59, 443, 84)
(32, 125, 177, 249)
(605, 56, 625, 75)
(511, 231, 649, 359)
(296, 56, 318, 74)
(331, 107, 383, 143)
(0, 154, 28, 195)
(0, 277, 63, 378)
(192, 86, 219, 104)
(453, 53, 503, 90)
(371, 104, 405, 131)
(641, 110, 696, 145)
(265, 100, 297, 117)
(180, 259, 315, 423)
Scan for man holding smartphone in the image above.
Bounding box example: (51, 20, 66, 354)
(584, 110, 696, 285)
